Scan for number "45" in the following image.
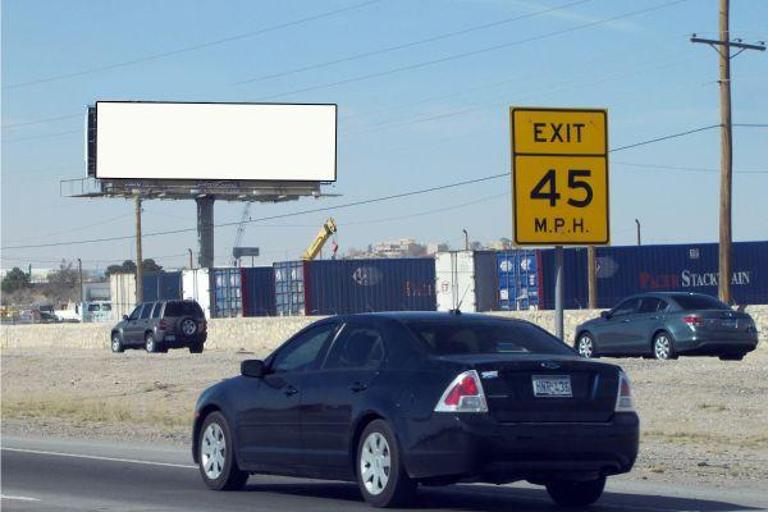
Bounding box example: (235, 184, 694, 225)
(530, 169, 593, 208)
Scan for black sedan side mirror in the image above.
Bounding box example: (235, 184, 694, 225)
(241, 359, 266, 378)
(600, 311, 610, 319)
(123, 315, 129, 321)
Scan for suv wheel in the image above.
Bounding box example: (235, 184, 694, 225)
(546, 476, 606, 507)
(111, 333, 124, 353)
(189, 342, 204, 354)
(145, 332, 158, 353)
(180, 317, 198, 337)
(356, 420, 416, 508)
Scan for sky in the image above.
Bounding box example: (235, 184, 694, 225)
(2, 0, 767, 273)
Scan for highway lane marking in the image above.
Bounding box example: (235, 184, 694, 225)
(1, 494, 42, 502)
(1, 447, 197, 470)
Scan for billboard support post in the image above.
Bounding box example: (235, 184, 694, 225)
(197, 197, 215, 269)
(554, 245, 564, 341)
(135, 196, 143, 303)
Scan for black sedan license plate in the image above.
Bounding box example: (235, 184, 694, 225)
(532, 375, 572, 397)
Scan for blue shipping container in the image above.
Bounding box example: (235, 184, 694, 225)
(306, 258, 436, 315)
(142, 271, 181, 302)
(539, 241, 768, 309)
(274, 261, 307, 316)
(241, 267, 276, 317)
(497, 250, 541, 310)
(211, 268, 242, 318)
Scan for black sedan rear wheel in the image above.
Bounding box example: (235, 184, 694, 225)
(198, 412, 248, 491)
(356, 420, 415, 508)
(546, 476, 605, 507)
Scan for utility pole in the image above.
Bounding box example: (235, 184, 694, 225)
(635, 219, 641, 246)
(77, 258, 83, 304)
(691, 0, 765, 303)
(135, 196, 143, 303)
(462, 229, 469, 251)
(587, 246, 597, 309)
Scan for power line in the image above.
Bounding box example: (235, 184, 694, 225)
(0, 123, 727, 251)
(2, 113, 82, 130)
(236, 0, 594, 85)
(613, 160, 768, 174)
(259, 0, 690, 100)
(733, 123, 768, 128)
(2, 0, 381, 90)
(3, 129, 81, 143)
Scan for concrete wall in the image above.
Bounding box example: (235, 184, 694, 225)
(2, 306, 766, 353)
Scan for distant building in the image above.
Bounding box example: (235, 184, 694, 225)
(426, 242, 450, 255)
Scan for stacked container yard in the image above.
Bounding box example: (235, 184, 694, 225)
(181, 268, 211, 318)
(142, 271, 182, 302)
(435, 251, 497, 312)
(496, 249, 541, 310)
(274, 258, 436, 316)
(211, 268, 242, 318)
(241, 267, 276, 317)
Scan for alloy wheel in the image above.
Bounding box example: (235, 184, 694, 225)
(182, 319, 197, 336)
(654, 334, 671, 360)
(201, 422, 227, 480)
(360, 432, 391, 496)
(111, 336, 122, 352)
(578, 335, 594, 358)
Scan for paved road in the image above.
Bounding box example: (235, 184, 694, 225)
(2, 436, 766, 512)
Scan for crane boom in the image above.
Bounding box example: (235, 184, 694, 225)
(232, 203, 252, 265)
(302, 218, 337, 261)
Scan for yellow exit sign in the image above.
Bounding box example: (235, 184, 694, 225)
(510, 107, 609, 245)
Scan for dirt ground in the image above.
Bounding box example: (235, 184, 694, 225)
(2, 344, 766, 490)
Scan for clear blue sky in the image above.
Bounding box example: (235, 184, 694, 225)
(2, 0, 767, 272)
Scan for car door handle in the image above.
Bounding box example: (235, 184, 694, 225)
(284, 385, 298, 396)
(349, 382, 368, 393)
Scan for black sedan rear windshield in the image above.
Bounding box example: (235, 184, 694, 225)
(402, 319, 573, 356)
(164, 301, 203, 317)
(673, 295, 729, 311)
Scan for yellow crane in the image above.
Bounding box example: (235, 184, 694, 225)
(302, 218, 338, 261)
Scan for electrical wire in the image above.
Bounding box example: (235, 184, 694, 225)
(2, 0, 381, 91)
(235, 0, 594, 85)
(258, 0, 690, 100)
(0, 123, 731, 251)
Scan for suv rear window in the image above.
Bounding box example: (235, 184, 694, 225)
(402, 319, 573, 356)
(673, 295, 730, 311)
(164, 301, 204, 317)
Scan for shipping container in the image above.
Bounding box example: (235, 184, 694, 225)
(497, 249, 541, 310)
(109, 272, 136, 321)
(182, 268, 211, 318)
(274, 261, 307, 316)
(242, 267, 276, 317)
(211, 267, 242, 318)
(306, 258, 435, 315)
(435, 251, 497, 312)
(142, 271, 182, 302)
(538, 241, 768, 309)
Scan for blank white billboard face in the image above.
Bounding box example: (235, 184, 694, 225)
(95, 102, 337, 181)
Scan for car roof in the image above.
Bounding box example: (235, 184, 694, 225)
(328, 311, 532, 325)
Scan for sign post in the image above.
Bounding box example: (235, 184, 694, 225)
(510, 107, 609, 340)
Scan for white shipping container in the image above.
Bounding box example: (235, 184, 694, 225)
(182, 268, 212, 319)
(435, 251, 478, 312)
(109, 273, 136, 322)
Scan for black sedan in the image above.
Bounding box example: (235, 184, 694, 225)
(192, 312, 639, 508)
(575, 292, 758, 361)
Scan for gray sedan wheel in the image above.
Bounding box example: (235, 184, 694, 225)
(111, 334, 124, 353)
(653, 332, 675, 360)
(576, 333, 595, 358)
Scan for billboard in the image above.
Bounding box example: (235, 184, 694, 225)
(90, 101, 337, 182)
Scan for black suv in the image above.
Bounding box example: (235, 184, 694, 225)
(111, 300, 207, 354)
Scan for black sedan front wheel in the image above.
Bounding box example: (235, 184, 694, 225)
(546, 476, 606, 507)
(357, 420, 415, 508)
(198, 412, 248, 491)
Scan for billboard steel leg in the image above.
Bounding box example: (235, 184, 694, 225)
(197, 197, 215, 269)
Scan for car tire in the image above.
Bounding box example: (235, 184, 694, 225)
(198, 411, 248, 491)
(180, 317, 198, 337)
(111, 333, 124, 353)
(575, 332, 596, 358)
(652, 332, 677, 360)
(356, 419, 416, 508)
(546, 476, 606, 507)
(189, 342, 204, 354)
(145, 332, 158, 353)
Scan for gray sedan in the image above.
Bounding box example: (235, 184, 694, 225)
(574, 292, 758, 361)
